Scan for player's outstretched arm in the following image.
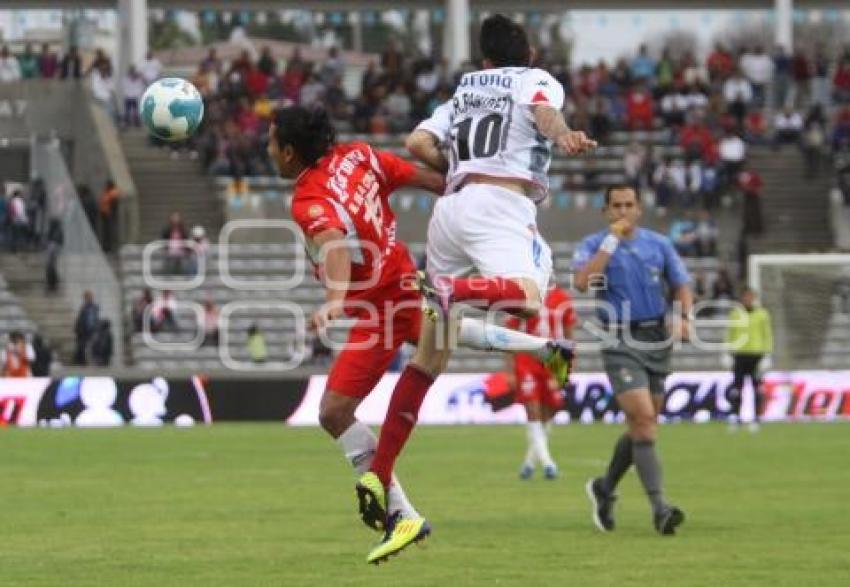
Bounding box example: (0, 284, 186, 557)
(406, 166, 446, 195)
(532, 104, 597, 156)
(405, 129, 449, 174)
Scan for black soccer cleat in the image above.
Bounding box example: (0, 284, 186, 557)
(585, 477, 616, 532)
(654, 505, 685, 536)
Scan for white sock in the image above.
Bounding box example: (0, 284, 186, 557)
(458, 317, 551, 360)
(336, 421, 420, 519)
(524, 426, 538, 468)
(529, 421, 556, 469)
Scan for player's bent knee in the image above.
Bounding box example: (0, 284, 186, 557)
(318, 394, 357, 437)
(511, 278, 543, 318)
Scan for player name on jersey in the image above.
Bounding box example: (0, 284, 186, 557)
(458, 72, 514, 89)
(452, 93, 511, 115)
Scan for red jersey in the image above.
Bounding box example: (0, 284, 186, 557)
(505, 286, 577, 341)
(291, 142, 418, 307)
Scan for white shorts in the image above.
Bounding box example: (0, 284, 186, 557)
(426, 183, 553, 301)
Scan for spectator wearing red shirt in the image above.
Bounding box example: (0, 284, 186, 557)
(738, 168, 764, 236)
(244, 62, 269, 98)
(744, 110, 768, 144)
(37, 43, 58, 78)
(281, 57, 306, 104)
(707, 43, 735, 84)
(236, 99, 261, 137)
(626, 83, 654, 130)
(680, 116, 716, 162)
(833, 54, 850, 104)
(227, 49, 252, 81)
(790, 49, 812, 108)
(576, 64, 599, 98)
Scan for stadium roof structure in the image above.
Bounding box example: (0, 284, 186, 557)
(0, 0, 825, 91)
(0, 0, 841, 9)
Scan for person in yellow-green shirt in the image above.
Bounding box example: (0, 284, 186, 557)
(247, 324, 267, 364)
(726, 287, 773, 430)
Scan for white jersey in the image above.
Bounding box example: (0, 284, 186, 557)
(415, 67, 565, 203)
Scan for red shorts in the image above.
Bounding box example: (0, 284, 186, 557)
(514, 354, 563, 409)
(326, 292, 422, 399)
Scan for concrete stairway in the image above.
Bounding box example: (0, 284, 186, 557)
(0, 253, 78, 363)
(119, 129, 223, 243)
(747, 147, 833, 253)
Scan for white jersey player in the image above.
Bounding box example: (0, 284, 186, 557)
(420, 66, 566, 204)
(408, 17, 596, 317)
(413, 66, 564, 305)
(356, 14, 595, 565)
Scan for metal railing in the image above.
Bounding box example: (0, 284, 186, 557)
(31, 137, 125, 366)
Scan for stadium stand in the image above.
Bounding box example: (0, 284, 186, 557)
(3, 29, 849, 373)
(0, 272, 37, 338)
(119, 235, 729, 373)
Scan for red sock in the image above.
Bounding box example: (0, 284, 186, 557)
(370, 365, 434, 487)
(449, 277, 527, 312)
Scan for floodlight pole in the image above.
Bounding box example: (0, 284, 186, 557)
(775, 0, 793, 53)
(444, 0, 470, 71)
(117, 0, 148, 101)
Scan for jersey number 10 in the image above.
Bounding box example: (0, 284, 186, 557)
(451, 113, 504, 161)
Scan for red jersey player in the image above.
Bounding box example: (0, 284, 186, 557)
(505, 285, 576, 480)
(269, 106, 573, 560)
(269, 107, 443, 543)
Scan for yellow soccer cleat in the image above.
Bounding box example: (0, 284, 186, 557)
(544, 340, 575, 387)
(415, 270, 452, 322)
(366, 513, 432, 565)
(356, 472, 388, 531)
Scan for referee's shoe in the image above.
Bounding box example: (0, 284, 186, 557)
(654, 505, 685, 536)
(585, 478, 616, 532)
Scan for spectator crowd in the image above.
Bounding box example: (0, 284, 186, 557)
(178, 40, 850, 180)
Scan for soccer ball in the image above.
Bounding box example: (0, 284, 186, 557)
(141, 78, 204, 142)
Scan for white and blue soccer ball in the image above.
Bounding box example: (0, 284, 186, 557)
(141, 78, 204, 142)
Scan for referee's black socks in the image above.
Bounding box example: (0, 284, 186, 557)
(632, 440, 667, 514)
(602, 433, 633, 494)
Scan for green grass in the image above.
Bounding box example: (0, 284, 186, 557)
(2, 423, 849, 586)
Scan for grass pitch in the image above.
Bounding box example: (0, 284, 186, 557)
(2, 422, 848, 586)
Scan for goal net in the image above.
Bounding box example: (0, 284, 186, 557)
(750, 254, 850, 370)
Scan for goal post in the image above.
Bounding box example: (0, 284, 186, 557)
(749, 254, 850, 370)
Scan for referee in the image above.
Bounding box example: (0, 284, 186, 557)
(573, 185, 693, 536)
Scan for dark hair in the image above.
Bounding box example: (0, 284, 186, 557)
(604, 184, 640, 206)
(480, 14, 530, 68)
(273, 106, 336, 167)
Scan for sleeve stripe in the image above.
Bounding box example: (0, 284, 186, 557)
(367, 146, 387, 183)
(327, 199, 365, 264)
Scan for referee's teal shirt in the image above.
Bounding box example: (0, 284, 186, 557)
(573, 228, 691, 322)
